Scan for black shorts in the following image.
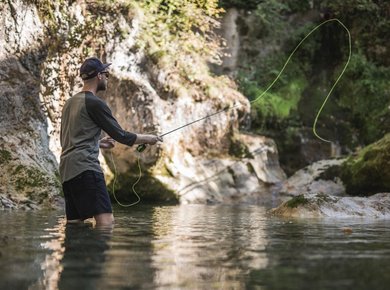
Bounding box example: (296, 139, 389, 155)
(62, 170, 112, 220)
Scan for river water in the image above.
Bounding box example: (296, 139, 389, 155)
(0, 204, 389, 290)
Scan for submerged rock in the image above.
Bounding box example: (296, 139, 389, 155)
(270, 192, 390, 218)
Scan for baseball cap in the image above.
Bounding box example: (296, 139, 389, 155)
(80, 57, 111, 80)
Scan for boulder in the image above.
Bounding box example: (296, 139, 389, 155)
(270, 192, 390, 218)
(340, 133, 390, 196)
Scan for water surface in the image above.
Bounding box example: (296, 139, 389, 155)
(1, 204, 390, 289)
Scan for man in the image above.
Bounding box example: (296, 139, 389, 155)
(59, 57, 162, 227)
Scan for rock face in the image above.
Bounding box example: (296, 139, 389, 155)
(0, 1, 62, 209)
(270, 193, 390, 218)
(154, 133, 286, 204)
(0, 1, 287, 209)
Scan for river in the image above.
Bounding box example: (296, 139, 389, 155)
(1, 204, 389, 289)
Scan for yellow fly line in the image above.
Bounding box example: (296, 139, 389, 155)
(111, 18, 352, 207)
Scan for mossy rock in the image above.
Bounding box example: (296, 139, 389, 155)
(107, 171, 179, 205)
(285, 194, 309, 208)
(0, 149, 12, 165)
(12, 165, 48, 190)
(228, 137, 253, 159)
(340, 133, 390, 196)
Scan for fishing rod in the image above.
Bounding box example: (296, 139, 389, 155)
(113, 18, 352, 206)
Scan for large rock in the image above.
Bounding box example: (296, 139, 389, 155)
(270, 192, 390, 218)
(340, 133, 390, 196)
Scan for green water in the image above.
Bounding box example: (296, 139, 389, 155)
(1, 204, 389, 290)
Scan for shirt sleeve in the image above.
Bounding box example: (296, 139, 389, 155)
(85, 94, 137, 146)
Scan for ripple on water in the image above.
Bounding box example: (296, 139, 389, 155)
(0, 205, 390, 290)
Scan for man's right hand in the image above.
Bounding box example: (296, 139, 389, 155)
(147, 135, 163, 145)
(135, 134, 163, 145)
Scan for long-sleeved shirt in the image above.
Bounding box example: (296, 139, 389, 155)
(59, 91, 137, 183)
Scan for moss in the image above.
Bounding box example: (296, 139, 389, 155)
(316, 164, 342, 181)
(12, 165, 48, 191)
(107, 171, 178, 204)
(158, 164, 175, 178)
(0, 149, 11, 165)
(285, 194, 309, 208)
(150, 50, 167, 64)
(229, 138, 253, 158)
(340, 133, 390, 196)
(314, 192, 335, 205)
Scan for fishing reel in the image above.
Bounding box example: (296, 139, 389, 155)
(136, 144, 147, 153)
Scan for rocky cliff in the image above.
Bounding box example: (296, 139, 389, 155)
(0, 1, 286, 209)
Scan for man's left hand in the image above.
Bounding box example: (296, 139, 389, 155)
(99, 136, 115, 149)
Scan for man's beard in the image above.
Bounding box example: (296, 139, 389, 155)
(97, 79, 107, 91)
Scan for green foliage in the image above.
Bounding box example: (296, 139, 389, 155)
(318, 0, 390, 66)
(239, 55, 307, 132)
(252, 0, 288, 36)
(232, 0, 389, 164)
(219, 0, 262, 10)
(337, 52, 390, 142)
(250, 77, 307, 120)
(219, 0, 311, 12)
(139, 0, 223, 58)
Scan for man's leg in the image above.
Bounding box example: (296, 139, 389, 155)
(94, 213, 114, 227)
(63, 180, 83, 223)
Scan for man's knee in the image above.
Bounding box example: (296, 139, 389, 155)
(94, 213, 114, 227)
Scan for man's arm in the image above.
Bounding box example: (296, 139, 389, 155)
(134, 134, 163, 145)
(86, 94, 137, 146)
(86, 94, 162, 146)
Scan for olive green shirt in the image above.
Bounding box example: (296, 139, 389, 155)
(59, 91, 136, 183)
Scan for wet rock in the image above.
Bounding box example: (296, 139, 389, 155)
(270, 192, 390, 218)
(0, 195, 17, 209)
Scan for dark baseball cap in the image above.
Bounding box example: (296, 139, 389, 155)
(80, 57, 111, 80)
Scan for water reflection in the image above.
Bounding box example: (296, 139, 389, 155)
(58, 224, 112, 290)
(39, 219, 112, 290)
(38, 217, 66, 290)
(151, 205, 269, 288)
(1, 206, 390, 289)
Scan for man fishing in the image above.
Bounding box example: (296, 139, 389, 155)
(59, 57, 162, 227)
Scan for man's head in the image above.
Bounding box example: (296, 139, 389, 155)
(80, 57, 111, 91)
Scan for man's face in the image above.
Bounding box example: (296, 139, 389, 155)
(97, 71, 109, 91)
